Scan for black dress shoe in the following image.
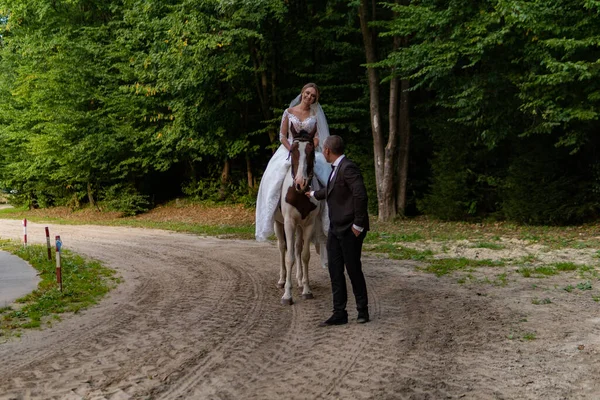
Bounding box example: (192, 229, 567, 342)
(356, 313, 370, 324)
(318, 314, 348, 327)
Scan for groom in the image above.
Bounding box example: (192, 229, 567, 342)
(307, 135, 370, 326)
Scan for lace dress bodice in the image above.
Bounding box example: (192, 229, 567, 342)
(281, 109, 318, 141)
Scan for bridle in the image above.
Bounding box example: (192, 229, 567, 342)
(288, 136, 315, 193)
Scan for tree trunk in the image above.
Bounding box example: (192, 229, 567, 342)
(246, 153, 254, 192)
(358, 0, 387, 220)
(396, 77, 411, 215)
(87, 181, 96, 208)
(218, 159, 230, 200)
(382, 79, 398, 221)
(381, 35, 403, 221)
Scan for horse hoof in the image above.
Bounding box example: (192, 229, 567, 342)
(281, 298, 294, 306)
(277, 282, 285, 289)
(302, 293, 314, 300)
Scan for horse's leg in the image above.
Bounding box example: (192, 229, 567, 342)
(313, 206, 328, 269)
(274, 219, 286, 289)
(319, 243, 328, 270)
(300, 220, 315, 300)
(295, 225, 304, 289)
(281, 219, 295, 305)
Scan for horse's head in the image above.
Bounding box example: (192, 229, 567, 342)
(289, 124, 316, 193)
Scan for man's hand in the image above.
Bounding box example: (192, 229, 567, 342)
(352, 226, 360, 237)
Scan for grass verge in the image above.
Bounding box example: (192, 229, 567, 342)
(0, 240, 119, 339)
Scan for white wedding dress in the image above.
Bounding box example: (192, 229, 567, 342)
(255, 106, 331, 242)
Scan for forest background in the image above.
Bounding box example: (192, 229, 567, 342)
(1, 0, 600, 225)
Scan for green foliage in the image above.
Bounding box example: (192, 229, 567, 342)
(501, 136, 599, 225)
(576, 281, 592, 290)
(382, 0, 600, 224)
(3, 0, 600, 225)
(0, 0, 370, 213)
(100, 184, 151, 216)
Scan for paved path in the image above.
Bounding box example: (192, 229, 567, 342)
(0, 250, 40, 307)
(1, 204, 39, 305)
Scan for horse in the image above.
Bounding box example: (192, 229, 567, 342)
(274, 124, 325, 305)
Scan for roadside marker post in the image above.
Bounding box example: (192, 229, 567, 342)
(55, 235, 63, 292)
(22, 218, 27, 246)
(45, 227, 52, 260)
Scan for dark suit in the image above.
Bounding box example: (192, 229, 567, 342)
(314, 156, 369, 319)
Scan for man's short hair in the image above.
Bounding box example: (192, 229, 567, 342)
(324, 135, 344, 155)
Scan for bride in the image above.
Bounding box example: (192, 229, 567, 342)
(255, 83, 331, 242)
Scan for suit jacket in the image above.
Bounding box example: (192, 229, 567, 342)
(314, 156, 369, 235)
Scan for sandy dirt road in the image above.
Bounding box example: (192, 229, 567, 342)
(0, 219, 599, 399)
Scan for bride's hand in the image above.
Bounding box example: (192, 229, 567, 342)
(313, 136, 319, 148)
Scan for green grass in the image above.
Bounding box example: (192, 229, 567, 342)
(518, 263, 587, 278)
(365, 232, 424, 243)
(573, 241, 592, 249)
(563, 285, 575, 293)
(554, 262, 578, 272)
(420, 258, 505, 277)
(110, 219, 254, 239)
(520, 233, 541, 243)
(532, 266, 558, 276)
(522, 332, 537, 341)
(531, 297, 552, 305)
(496, 272, 508, 286)
(519, 267, 532, 278)
(0, 240, 119, 338)
(472, 242, 505, 250)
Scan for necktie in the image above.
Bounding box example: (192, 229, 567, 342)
(329, 164, 336, 182)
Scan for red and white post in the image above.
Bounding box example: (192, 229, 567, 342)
(22, 218, 27, 246)
(45, 227, 52, 260)
(55, 235, 63, 292)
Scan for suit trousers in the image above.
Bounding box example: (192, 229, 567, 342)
(326, 228, 368, 317)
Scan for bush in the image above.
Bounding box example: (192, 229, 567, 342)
(99, 184, 150, 216)
(501, 138, 600, 225)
